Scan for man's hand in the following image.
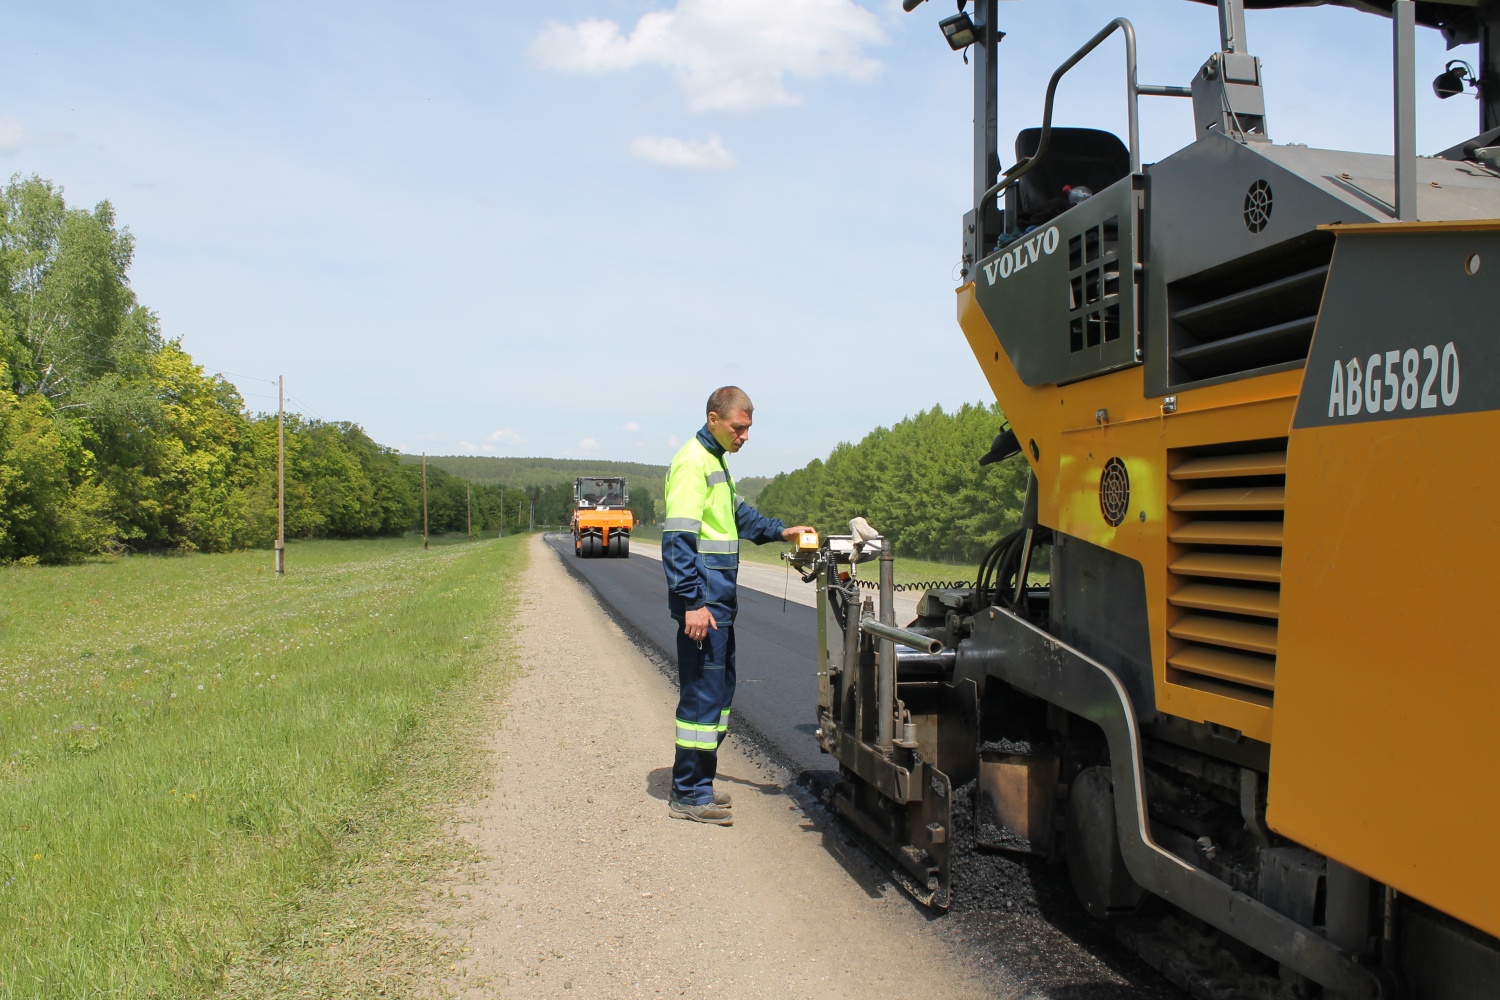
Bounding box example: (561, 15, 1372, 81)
(684, 606, 718, 642)
(781, 525, 815, 543)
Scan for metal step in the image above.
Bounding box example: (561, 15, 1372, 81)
(1169, 582, 1280, 619)
(1169, 552, 1282, 583)
(1171, 265, 1330, 327)
(1172, 315, 1317, 369)
(1168, 614, 1279, 655)
(1168, 521, 1284, 547)
(1170, 452, 1288, 480)
(1167, 646, 1276, 692)
(1170, 486, 1286, 513)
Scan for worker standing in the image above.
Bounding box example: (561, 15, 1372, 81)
(662, 386, 813, 826)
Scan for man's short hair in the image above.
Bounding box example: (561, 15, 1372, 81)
(707, 386, 753, 419)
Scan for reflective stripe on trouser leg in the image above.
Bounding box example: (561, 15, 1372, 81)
(675, 719, 718, 750)
(671, 621, 736, 806)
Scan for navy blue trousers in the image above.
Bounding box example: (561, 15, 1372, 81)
(672, 623, 736, 805)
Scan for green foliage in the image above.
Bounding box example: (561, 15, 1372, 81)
(402, 454, 668, 490)
(627, 481, 657, 524)
(736, 475, 771, 503)
(0, 174, 436, 562)
(0, 365, 115, 561)
(407, 463, 501, 535)
(756, 403, 1029, 563)
(528, 481, 576, 527)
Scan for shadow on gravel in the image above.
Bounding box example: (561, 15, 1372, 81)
(643, 766, 784, 802)
(644, 766, 672, 802)
(716, 770, 785, 796)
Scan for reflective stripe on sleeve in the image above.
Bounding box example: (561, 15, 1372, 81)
(663, 517, 702, 532)
(697, 539, 739, 554)
(675, 719, 720, 750)
(705, 470, 730, 488)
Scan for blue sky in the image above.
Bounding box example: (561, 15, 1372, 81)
(1, 1, 1483, 476)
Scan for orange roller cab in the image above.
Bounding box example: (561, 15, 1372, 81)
(571, 476, 634, 558)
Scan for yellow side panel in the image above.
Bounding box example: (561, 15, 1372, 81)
(1270, 410, 1500, 938)
(957, 285, 1297, 743)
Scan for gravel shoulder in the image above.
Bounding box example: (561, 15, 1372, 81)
(425, 534, 1004, 999)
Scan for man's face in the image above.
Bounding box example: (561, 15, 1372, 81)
(708, 408, 752, 453)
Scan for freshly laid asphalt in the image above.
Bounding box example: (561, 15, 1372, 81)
(543, 533, 826, 775)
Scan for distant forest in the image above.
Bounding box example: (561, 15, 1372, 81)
(406, 455, 771, 504)
(755, 403, 1027, 564)
(405, 454, 668, 490)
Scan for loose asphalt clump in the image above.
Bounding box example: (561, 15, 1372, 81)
(948, 779, 1063, 917)
(943, 779, 1184, 999)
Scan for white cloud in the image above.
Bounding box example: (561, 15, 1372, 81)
(457, 427, 523, 454)
(530, 0, 886, 112)
(630, 133, 735, 169)
(622, 421, 642, 432)
(579, 437, 601, 450)
(668, 433, 681, 448)
(0, 118, 69, 157)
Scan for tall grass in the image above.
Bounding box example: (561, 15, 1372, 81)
(0, 534, 525, 997)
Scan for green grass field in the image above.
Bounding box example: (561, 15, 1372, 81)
(0, 534, 526, 998)
(628, 525, 982, 587)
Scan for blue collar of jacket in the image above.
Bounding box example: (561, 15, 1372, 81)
(696, 424, 725, 459)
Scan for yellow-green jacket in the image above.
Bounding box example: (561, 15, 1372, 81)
(661, 425, 785, 622)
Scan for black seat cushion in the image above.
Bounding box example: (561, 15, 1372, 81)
(1013, 127, 1130, 227)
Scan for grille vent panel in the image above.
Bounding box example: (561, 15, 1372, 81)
(1167, 232, 1333, 387)
(1166, 440, 1288, 709)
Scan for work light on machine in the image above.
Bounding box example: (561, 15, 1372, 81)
(938, 10, 982, 50)
(1432, 60, 1477, 99)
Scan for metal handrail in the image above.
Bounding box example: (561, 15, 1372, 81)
(973, 18, 1190, 222)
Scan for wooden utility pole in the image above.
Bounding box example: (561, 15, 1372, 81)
(466, 483, 472, 540)
(497, 486, 504, 539)
(529, 496, 535, 532)
(422, 452, 429, 550)
(276, 376, 285, 575)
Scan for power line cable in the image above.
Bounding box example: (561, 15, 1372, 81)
(284, 392, 325, 422)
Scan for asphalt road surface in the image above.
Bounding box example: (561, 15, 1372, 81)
(544, 533, 826, 775)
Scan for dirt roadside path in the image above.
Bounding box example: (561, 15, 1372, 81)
(427, 534, 1007, 999)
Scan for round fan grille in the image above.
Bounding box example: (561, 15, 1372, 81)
(1100, 458, 1130, 527)
(1244, 179, 1273, 233)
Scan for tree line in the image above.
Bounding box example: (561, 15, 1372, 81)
(410, 454, 668, 490)
(754, 402, 1029, 564)
(0, 174, 524, 564)
(415, 468, 656, 534)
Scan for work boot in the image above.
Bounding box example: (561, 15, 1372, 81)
(669, 800, 733, 826)
(712, 789, 733, 807)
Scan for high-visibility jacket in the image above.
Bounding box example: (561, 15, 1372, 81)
(662, 425, 786, 623)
